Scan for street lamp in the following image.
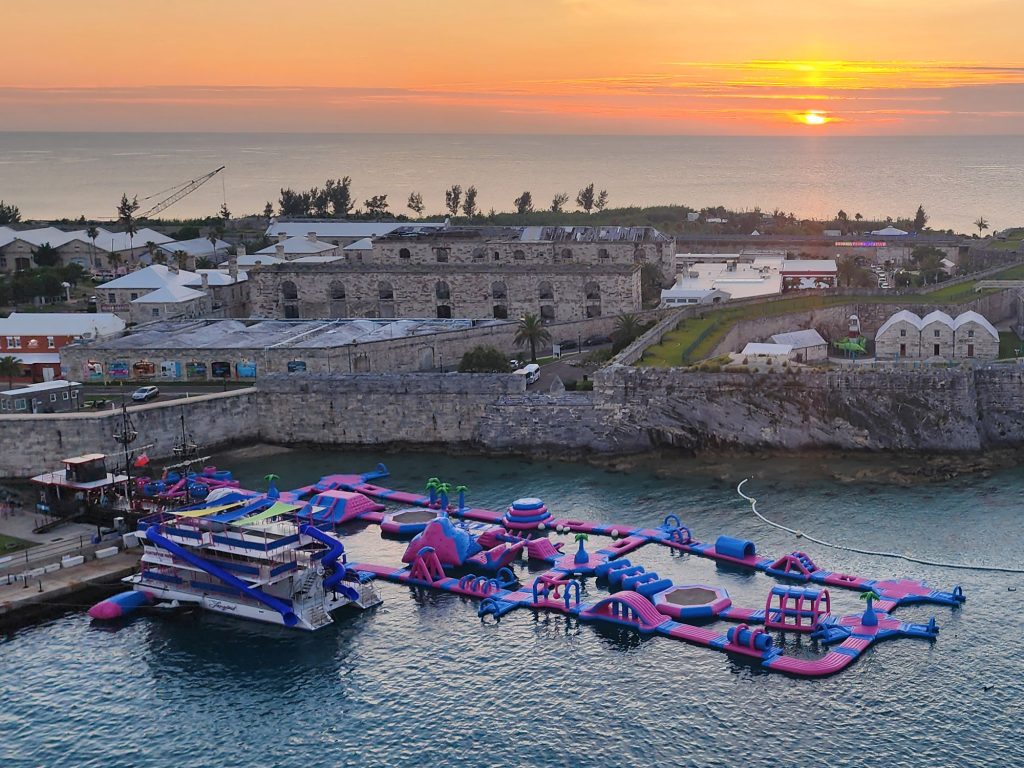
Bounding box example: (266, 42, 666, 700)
(61, 281, 71, 303)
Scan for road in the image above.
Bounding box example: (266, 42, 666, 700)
(80, 383, 250, 408)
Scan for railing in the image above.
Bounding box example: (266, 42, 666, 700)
(0, 533, 122, 580)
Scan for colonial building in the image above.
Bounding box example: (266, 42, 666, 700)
(96, 263, 249, 321)
(251, 262, 639, 322)
(249, 223, 667, 321)
(874, 310, 999, 360)
(0, 312, 125, 383)
(0, 225, 175, 274)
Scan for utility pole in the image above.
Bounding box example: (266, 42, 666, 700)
(112, 400, 138, 507)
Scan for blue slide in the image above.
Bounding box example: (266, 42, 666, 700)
(145, 525, 299, 626)
(299, 524, 360, 602)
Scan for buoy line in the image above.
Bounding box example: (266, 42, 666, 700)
(736, 479, 1024, 575)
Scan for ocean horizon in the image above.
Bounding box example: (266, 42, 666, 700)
(2, 132, 1022, 232)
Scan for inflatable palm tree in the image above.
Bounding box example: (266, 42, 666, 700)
(264, 473, 280, 500)
(574, 533, 590, 565)
(425, 477, 440, 505)
(438, 482, 451, 512)
(859, 590, 881, 627)
(455, 485, 468, 511)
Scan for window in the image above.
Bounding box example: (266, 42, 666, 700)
(108, 293, 115, 303)
(493, 251, 500, 261)
(934, 330, 940, 338)
(46, 336, 55, 349)
(49, 393, 57, 402)
(130, 293, 139, 301)
(281, 281, 298, 301)
(584, 281, 601, 301)
(900, 329, 906, 337)
(538, 282, 554, 300)
(0, 400, 8, 411)
(5, 336, 21, 349)
(435, 281, 451, 300)
(540, 305, 555, 321)
(15, 398, 26, 411)
(434, 247, 449, 263)
(561, 248, 573, 260)
(471, 247, 486, 262)
(378, 281, 394, 300)
(491, 281, 507, 300)
(598, 248, 610, 260)
(0, 257, 6, 268)
(71, 390, 78, 398)
(399, 248, 411, 260)
(513, 249, 525, 261)
(967, 329, 974, 338)
(152, 308, 160, 318)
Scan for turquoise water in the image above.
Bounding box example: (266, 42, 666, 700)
(3, 449, 1023, 767)
(3, 133, 1023, 232)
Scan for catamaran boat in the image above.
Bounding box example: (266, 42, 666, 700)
(119, 499, 381, 630)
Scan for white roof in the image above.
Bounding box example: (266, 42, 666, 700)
(94, 228, 173, 252)
(742, 342, 792, 356)
(0, 227, 90, 250)
(770, 329, 827, 348)
(343, 237, 374, 251)
(8, 353, 60, 364)
(236, 254, 283, 267)
(157, 238, 231, 257)
(876, 310, 925, 336)
(781, 260, 838, 273)
(0, 312, 125, 338)
(266, 221, 443, 239)
(131, 285, 206, 304)
(661, 287, 723, 299)
(97, 264, 245, 291)
(255, 236, 337, 255)
(952, 311, 999, 339)
(291, 255, 346, 264)
(871, 226, 908, 236)
(1, 379, 81, 397)
(920, 310, 955, 328)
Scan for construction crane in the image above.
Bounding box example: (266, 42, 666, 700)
(137, 166, 225, 218)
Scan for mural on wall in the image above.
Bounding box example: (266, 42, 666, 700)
(160, 361, 182, 378)
(286, 360, 307, 373)
(133, 360, 156, 379)
(185, 361, 207, 380)
(84, 361, 104, 381)
(211, 361, 231, 379)
(236, 360, 257, 379)
(108, 361, 130, 380)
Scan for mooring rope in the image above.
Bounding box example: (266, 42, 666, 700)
(736, 479, 1024, 575)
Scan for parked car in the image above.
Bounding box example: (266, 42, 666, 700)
(558, 339, 578, 351)
(583, 334, 612, 347)
(513, 363, 541, 385)
(131, 385, 160, 402)
(508, 358, 522, 371)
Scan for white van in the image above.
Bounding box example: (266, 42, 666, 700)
(513, 363, 541, 385)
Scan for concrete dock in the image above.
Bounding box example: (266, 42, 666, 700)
(0, 551, 139, 631)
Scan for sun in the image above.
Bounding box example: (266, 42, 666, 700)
(798, 110, 830, 126)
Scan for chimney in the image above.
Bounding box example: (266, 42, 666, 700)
(237, 244, 247, 256)
(275, 244, 285, 256)
(201, 273, 210, 290)
(306, 232, 317, 243)
(228, 254, 239, 280)
(168, 264, 179, 274)
(277, 233, 287, 243)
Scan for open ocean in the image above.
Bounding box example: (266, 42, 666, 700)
(2, 449, 1022, 767)
(0, 133, 1022, 232)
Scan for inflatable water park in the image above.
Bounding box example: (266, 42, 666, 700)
(91, 465, 966, 678)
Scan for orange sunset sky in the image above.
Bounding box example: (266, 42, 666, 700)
(3, 0, 1023, 134)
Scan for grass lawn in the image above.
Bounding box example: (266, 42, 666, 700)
(998, 331, 1022, 359)
(0, 533, 36, 554)
(988, 264, 1024, 280)
(636, 317, 717, 366)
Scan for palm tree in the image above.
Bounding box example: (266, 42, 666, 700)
(859, 590, 881, 627)
(455, 484, 468, 511)
(514, 313, 551, 362)
(612, 313, 644, 349)
(174, 250, 189, 271)
(108, 251, 124, 275)
(86, 225, 99, 270)
(145, 241, 157, 265)
(0, 355, 21, 389)
(975, 217, 989, 237)
(573, 532, 590, 564)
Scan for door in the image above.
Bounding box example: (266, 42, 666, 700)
(899, 343, 906, 357)
(967, 344, 974, 358)
(933, 343, 940, 356)
(42, 367, 55, 382)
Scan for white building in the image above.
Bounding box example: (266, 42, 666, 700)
(96, 264, 248, 320)
(0, 225, 174, 274)
(255, 234, 341, 260)
(659, 285, 730, 307)
(874, 310, 999, 360)
(157, 237, 231, 264)
(266, 220, 445, 248)
(742, 342, 793, 359)
(770, 329, 828, 361)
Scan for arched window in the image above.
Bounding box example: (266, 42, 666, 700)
(399, 247, 411, 259)
(513, 249, 526, 260)
(471, 247, 486, 261)
(598, 248, 610, 260)
(329, 281, 347, 318)
(281, 281, 298, 300)
(329, 281, 346, 300)
(491, 281, 507, 300)
(435, 280, 451, 300)
(378, 281, 394, 300)
(584, 281, 601, 300)
(538, 281, 554, 300)
(561, 247, 573, 260)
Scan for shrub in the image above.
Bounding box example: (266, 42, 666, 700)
(458, 345, 512, 373)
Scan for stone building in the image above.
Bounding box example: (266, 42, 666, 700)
(0, 226, 173, 274)
(251, 262, 639, 321)
(875, 310, 998, 360)
(97, 263, 249, 320)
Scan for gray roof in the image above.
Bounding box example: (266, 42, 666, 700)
(770, 329, 827, 348)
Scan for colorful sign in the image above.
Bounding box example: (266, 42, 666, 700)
(235, 360, 257, 379)
(185, 361, 207, 380)
(211, 361, 231, 379)
(108, 361, 130, 380)
(286, 360, 307, 373)
(84, 360, 104, 381)
(834, 241, 887, 247)
(160, 361, 182, 379)
(133, 360, 156, 379)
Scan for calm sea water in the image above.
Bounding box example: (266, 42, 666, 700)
(1, 133, 1022, 233)
(2, 449, 1022, 767)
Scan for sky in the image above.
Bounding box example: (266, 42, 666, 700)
(2, 0, 1023, 134)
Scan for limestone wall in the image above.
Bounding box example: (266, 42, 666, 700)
(0, 389, 258, 479)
